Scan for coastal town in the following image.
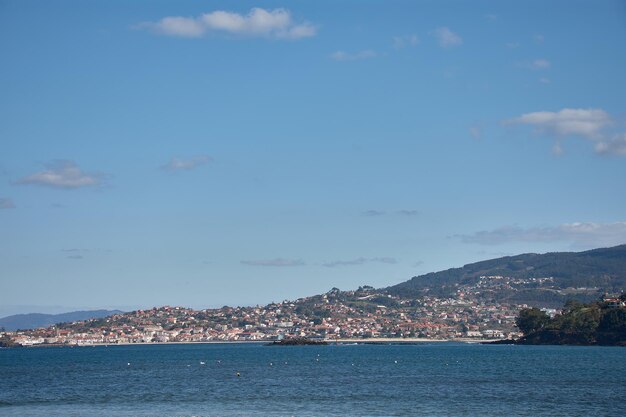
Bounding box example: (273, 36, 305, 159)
(2, 275, 566, 346)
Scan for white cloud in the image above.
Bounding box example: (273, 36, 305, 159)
(0, 198, 15, 209)
(534, 34, 545, 43)
(393, 34, 419, 49)
(323, 257, 397, 268)
(139, 8, 316, 40)
(457, 222, 626, 248)
(241, 258, 305, 267)
(595, 133, 626, 156)
(506, 108, 626, 156)
(331, 50, 377, 61)
(285, 24, 317, 39)
(507, 108, 612, 140)
(540, 77, 551, 84)
(151, 16, 206, 38)
(432, 27, 463, 47)
(161, 155, 212, 172)
(16, 161, 103, 189)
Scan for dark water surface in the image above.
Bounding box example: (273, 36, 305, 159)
(1, 342, 624, 416)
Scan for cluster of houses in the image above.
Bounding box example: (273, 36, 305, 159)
(5, 275, 621, 347)
(3, 284, 536, 346)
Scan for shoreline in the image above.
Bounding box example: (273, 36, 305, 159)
(17, 337, 505, 348)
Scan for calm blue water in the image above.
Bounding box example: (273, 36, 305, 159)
(0, 342, 624, 416)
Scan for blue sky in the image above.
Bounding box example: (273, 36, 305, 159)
(1, 0, 625, 315)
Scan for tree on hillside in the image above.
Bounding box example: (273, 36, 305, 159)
(516, 308, 550, 335)
(598, 308, 626, 333)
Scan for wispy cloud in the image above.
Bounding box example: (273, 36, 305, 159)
(161, 155, 212, 172)
(432, 27, 463, 48)
(363, 209, 419, 217)
(505, 108, 612, 141)
(534, 34, 545, 43)
(323, 257, 397, 268)
(62, 249, 87, 260)
(323, 258, 369, 267)
(362, 210, 386, 216)
(397, 209, 419, 216)
(330, 50, 377, 61)
(595, 133, 626, 156)
(15, 161, 104, 189)
(241, 258, 305, 267)
(371, 257, 397, 264)
(529, 59, 551, 70)
(504, 108, 626, 156)
(552, 142, 564, 156)
(361, 209, 419, 217)
(456, 222, 626, 248)
(0, 198, 15, 209)
(518, 59, 551, 70)
(137, 8, 316, 40)
(392, 34, 419, 49)
(469, 126, 482, 139)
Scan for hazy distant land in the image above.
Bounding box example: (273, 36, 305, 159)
(0, 310, 123, 332)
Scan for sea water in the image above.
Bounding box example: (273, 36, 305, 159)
(1, 342, 624, 416)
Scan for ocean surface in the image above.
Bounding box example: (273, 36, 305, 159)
(1, 342, 624, 416)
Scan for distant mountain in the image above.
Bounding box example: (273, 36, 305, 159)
(387, 244, 626, 307)
(0, 310, 124, 331)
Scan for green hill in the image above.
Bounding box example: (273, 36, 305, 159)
(386, 244, 626, 306)
(512, 295, 626, 346)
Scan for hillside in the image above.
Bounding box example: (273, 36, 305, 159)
(0, 310, 124, 331)
(386, 244, 626, 307)
(5, 245, 626, 345)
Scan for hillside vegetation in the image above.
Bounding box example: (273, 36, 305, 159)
(514, 295, 626, 346)
(386, 245, 626, 306)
